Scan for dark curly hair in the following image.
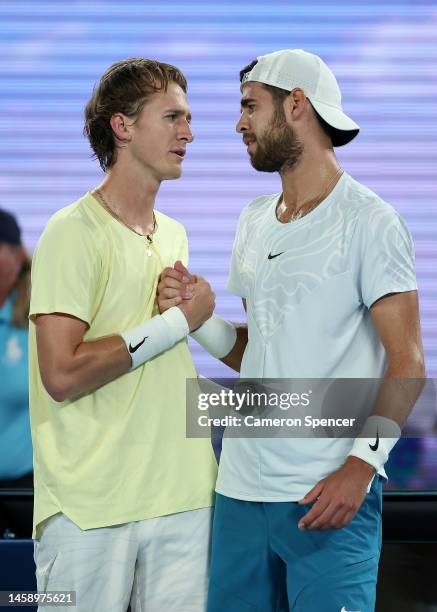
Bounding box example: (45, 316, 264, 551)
(84, 58, 187, 171)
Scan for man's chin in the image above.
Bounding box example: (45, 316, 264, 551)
(249, 156, 278, 173)
(162, 166, 183, 180)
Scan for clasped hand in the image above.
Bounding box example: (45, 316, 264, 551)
(157, 260, 215, 332)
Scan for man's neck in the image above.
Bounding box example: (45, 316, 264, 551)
(95, 162, 159, 235)
(279, 147, 341, 212)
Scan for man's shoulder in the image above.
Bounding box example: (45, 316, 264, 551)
(247, 193, 278, 210)
(41, 193, 104, 242)
(238, 193, 278, 224)
(154, 210, 187, 237)
(342, 175, 411, 251)
(342, 174, 399, 221)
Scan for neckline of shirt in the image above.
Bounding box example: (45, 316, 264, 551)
(86, 191, 160, 243)
(270, 171, 348, 229)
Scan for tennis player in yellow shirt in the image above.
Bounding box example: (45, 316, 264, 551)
(29, 58, 217, 611)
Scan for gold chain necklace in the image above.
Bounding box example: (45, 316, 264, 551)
(278, 167, 343, 223)
(94, 188, 157, 257)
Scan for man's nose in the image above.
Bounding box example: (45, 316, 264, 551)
(236, 114, 249, 133)
(180, 121, 194, 143)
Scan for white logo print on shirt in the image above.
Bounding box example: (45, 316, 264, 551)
(5, 335, 22, 365)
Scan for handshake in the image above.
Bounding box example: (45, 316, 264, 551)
(157, 260, 216, 332)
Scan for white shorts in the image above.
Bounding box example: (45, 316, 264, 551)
(34, 507, 213, 612)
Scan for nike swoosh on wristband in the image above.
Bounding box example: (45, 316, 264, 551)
(369, 428, 379, 452)
(268, 252, 284, 260)
(340, 607, 361, 612)
(129, 337, 148, 353)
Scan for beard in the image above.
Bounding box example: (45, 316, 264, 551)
(248, 105, 304, 173)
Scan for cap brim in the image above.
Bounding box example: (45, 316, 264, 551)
(310, 99, 360, 147)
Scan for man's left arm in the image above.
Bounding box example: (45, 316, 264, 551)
(297, 290, 425, 531)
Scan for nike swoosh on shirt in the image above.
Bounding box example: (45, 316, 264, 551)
(268, 252, 284, 260)
(129, 337, 148, 353)
(369, 428, 379, 452)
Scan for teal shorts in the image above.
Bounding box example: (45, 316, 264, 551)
(207, 477, 382, 612)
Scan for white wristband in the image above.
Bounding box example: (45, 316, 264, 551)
(347, 415, 402, 472)
(190, 315, 237, 359)
(120, 307, 189, 370)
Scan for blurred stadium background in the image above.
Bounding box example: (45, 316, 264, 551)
(0, 0, 436, 486)
(1, 6, 437, 610)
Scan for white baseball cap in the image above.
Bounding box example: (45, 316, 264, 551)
(241, 49, 359, 147)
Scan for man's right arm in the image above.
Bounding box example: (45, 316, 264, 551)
(36, 277, 215, 402)
(35, 313, 131, 402)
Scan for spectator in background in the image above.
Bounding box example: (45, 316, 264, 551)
(0, 209, 33, 492)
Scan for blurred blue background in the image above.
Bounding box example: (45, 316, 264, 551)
(1, 0, 436, 488)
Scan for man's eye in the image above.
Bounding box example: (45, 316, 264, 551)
(166, 114, 176, 120)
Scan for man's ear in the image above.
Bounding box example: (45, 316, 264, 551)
(110, 113, 133, 142)
(285, 88, 307, 120)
